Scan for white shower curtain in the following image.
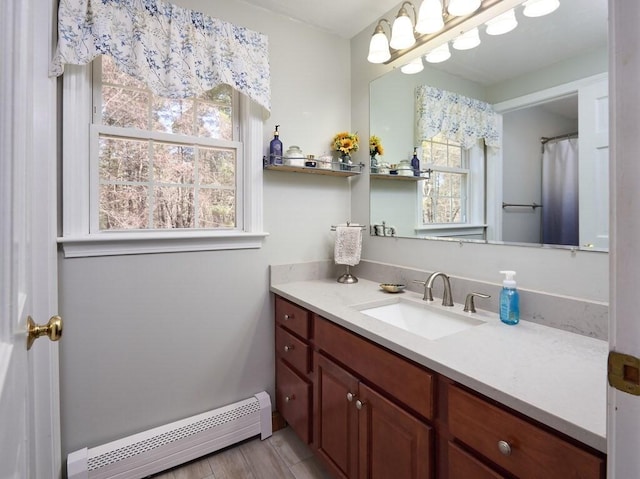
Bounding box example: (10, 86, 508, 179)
(542, 138, 579, 245)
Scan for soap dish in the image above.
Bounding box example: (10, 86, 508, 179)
(380, 283, 406, 293)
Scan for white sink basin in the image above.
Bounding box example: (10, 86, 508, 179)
(356, 297, 485, 340)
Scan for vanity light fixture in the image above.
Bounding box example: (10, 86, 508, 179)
(425, 42, 451, 63)
(522, 0, 560, 17)
(390, 2, 418, 50)
(452, 27, 481, 50)
(367, 19, 392, 63)
(447, 0, 482, 17)
(400, 56, 425, 74)
(367, 0, 561, 65)
(416, 0, 445, 34)
(485, 8, 518, 35)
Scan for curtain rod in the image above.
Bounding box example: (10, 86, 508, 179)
(540, 131, 579, 145)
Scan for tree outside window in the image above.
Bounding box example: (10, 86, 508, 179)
(95, 56, 239, 231)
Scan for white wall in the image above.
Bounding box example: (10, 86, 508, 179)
(58, 0, 353, 458)
(370, 179, 419, 237)
(485, 46, 608, 104)
(349, 5, 609, 302)
(502, 105, 579, 243)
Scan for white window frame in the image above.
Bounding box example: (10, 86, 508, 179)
(415, 140, 486, 238)
(59, 63, 267, 258)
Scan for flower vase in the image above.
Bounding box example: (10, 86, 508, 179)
(339, 152, 351, 171)
(370, 154, 378, 173)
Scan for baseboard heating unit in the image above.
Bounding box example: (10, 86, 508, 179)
(67, 391, 271, 479)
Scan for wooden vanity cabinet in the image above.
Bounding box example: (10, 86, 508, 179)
(314, 316, 434, 479)
(273, 295, 605, 479)
(274, 297, 312, 444)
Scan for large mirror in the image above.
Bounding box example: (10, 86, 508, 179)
(369, 0, 608, 251)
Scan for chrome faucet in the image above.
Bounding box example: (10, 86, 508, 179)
(413, 272, 454, 306)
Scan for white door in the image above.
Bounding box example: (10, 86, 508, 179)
(0, 0, 61, 477)
(608, 1, 640, 477)
(578, 79, 609, 250)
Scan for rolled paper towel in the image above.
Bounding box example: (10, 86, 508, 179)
(334, 226, 362, 266)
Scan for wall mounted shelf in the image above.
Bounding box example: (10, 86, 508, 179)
(264, 162, 363, 177)
(370, 173, 426, 181)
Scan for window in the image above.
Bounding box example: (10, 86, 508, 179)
(60, 59, 266, 257)
(93, 56, 240, 232)
(417, 134, 486, 238)
(420, 135, 467, 224)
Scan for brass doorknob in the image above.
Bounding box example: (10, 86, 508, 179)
(27, 315, 63, 350)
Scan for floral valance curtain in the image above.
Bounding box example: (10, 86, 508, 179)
(50, 0, 271, 114)
(415, 85, 500, 149)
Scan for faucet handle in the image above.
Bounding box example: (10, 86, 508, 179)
(464, 292, 491, 313)
(412, 279, 433, 301)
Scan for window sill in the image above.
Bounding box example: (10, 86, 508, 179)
(58, 231, 269, 258)
(414, 224, 487, 239)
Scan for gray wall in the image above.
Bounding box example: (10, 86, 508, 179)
(58, 0, 353, 458)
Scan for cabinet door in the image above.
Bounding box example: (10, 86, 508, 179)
(276, 359, 312, 444)
(358, 383, 433, 479)
(315, 352, 359, 479)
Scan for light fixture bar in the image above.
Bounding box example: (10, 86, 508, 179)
(384, 0, 504, 64)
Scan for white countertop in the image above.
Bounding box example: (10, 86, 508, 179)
(271, 277, 608, 452)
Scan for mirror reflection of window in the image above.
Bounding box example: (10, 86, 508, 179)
(421, 135, 466, 224)
(418, 135, 486, 239)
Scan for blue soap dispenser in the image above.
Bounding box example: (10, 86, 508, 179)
(269, 125, 283, 165)
(499, 270, 520, 325)
(411, 147, 420, 176)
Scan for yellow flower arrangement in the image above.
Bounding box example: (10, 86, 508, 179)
(369, 135, 384, 156)
(333, 131, 359, 155)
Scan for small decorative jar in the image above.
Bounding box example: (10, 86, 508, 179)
(284, 145, 305, 167)
(398, 159, 413, 176)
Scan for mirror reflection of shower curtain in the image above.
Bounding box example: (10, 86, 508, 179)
(542, 138, 579, 246)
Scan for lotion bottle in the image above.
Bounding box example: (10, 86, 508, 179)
(499, 270, 520, 325)
(269, 125, 283, 165)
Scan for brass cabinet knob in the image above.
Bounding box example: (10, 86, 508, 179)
(283, 345, 293, 352)
(283, 314, 292, 321)
(346, 392, 356, 402)
(355, 400, 365, 410)
(27, 315, 63, 350)
(497, 440, 512, 456)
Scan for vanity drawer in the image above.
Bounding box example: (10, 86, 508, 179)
(314, 316, 434, 420)
(447, 441, 506, 479)
(448, 384, 605, 479)
(276, 325, 311, 375)
(276, 359, 312, 444)
(275, 296, 310, 339)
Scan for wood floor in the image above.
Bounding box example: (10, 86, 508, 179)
(151, 427, 332, 479)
